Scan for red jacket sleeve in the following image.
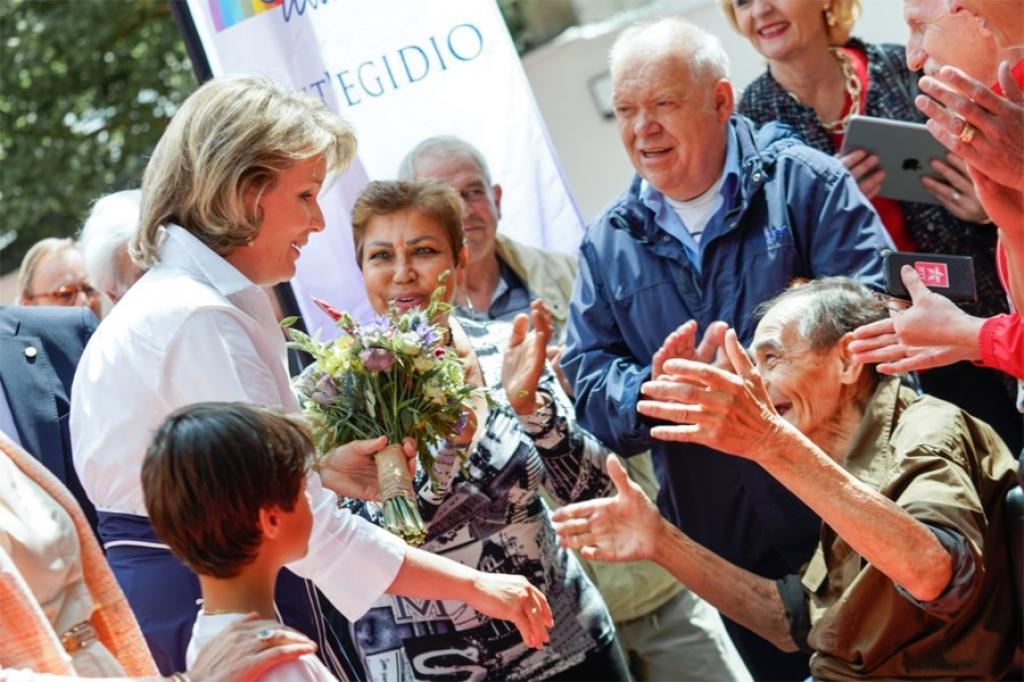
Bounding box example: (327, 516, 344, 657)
(977, 312, 1024, 380)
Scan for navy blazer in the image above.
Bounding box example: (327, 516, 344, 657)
(0, 305, 99, 534)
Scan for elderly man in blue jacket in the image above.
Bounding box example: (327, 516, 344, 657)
(562, 17, 893, 680)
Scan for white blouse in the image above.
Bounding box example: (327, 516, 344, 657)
(69, 225, 405, 620)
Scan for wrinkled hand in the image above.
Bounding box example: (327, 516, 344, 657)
(465, 571, 553, 650)
(318, 435, 417, 501)
(502, 299, 554, 415)
(546, 345, 574, 399)
(638, 329, 788, 461)
(916, 63, 1024, 192)
(551, 455, 663, 563)
(189, 612, 316, 682)
(652, 320, 729, 380)
(921, 153, 989, 223)
(848, 266, 984, 374)
(837, 149, 886, 199)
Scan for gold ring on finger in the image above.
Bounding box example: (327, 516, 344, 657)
(958, 122, 976, 144)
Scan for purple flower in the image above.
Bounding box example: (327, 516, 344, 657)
(359, 314, 394, 344)
(360, 348, 396, 372)
(414, 323, 440, 348)
(316, 374, 338, 398)
(454, 411, 469, 436)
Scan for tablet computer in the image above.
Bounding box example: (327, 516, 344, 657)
(839, 115, 947, 205)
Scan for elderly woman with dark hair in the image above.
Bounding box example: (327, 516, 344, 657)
(553, 277, 1019, 679)
(324, 179, 627, 681)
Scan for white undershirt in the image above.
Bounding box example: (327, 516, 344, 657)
(664, 171, 727, 246)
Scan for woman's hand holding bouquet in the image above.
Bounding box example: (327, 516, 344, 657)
(286, 276, 478, 545)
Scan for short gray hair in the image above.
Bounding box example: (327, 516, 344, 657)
(397, 135, 492, 186)
(756, 277, 887, 353)
(79, 189, 144, 301)
(609, 17, 730, 86)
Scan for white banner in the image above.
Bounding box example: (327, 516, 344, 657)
(184, 0, 583, 335)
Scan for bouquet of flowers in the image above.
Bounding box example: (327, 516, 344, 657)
(284, 279, 476, 545)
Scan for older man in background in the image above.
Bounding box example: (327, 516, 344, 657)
(561, 17, 893, 678)
(79, 189, 144, 306)
(398, 136, 577, 336)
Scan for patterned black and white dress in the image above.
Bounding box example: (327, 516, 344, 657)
(342, 316, 616, 681)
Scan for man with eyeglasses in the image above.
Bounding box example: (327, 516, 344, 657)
(5, 237, 102, 535)
(16, 237, 102, 319)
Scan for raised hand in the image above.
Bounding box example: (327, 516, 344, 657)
(502, 299, 554, 415)
(652, 319, 729, 381)
(546, 345, 574, 398)
(318, 435, 417, 500)
(848, 265, 984, 374)
(916, 63, 1023, 192)
(638, 329, 787, 461)
(551, 455, 663, 563)
(465, 571, 554, 650)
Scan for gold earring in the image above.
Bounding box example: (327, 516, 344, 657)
(825, 6, 837, 26)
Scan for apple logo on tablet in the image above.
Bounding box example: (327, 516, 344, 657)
(901, 158, 922, 171)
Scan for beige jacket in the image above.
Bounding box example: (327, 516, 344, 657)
(495, 234, 577, 341)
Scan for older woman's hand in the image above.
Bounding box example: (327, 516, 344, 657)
(916, 63, 1024, 192)
(502, 299, 554, 415)
(188, 612, 316, 681)
(848, 266, 985, 374)
(921, 153, 990, 223)
(551, 455, 664, 563)
(836, 149, 886, 200)
(318, 435, 417, 500)
(637, 330, 787, 461)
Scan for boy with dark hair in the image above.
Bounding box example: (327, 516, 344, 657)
(142, 402, 332, 681)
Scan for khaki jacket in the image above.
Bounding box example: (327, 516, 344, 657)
(806, 379, 1018, 679)
(495, 235, 577, 341)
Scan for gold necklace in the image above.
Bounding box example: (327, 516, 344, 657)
(786, 47, 862, 135)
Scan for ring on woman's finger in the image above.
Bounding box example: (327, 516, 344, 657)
(958, 122, 976, 144)
(527, 605, 539, 616)
(256, 629, 274, 641)
(951, 190, 961, 202)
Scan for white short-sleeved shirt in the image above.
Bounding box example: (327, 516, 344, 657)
(69, 225, 405, 619)
(187, 612, 335, 682)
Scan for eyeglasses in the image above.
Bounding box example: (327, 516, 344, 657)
(27, 281, 100, 305)
(870, 290, 911, 313)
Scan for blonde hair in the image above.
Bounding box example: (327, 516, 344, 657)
(719, 0, 861, 46)
(16, 237, 77, 302)
(132, 75, 357, 268)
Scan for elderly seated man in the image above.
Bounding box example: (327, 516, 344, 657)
(553, 277, 1018, 679)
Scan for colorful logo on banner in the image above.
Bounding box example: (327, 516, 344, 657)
(209, 0, 282, 32)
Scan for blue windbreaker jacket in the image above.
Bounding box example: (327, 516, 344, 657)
(564, 116, 893, 580)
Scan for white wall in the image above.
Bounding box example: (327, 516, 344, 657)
(523, 0, 911, 222)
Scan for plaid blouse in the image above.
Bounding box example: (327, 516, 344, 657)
(738, 39, 1006, 320)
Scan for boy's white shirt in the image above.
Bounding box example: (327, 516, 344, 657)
(186, 612, 336, 682)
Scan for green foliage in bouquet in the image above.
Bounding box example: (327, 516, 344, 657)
(284, 275, 477, 544)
